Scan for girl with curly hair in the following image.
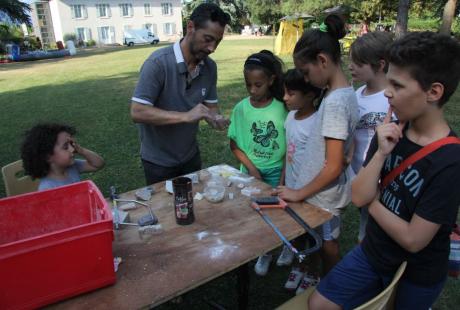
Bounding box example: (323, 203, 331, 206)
(21, 123, 104, 191)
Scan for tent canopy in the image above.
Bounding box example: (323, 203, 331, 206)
(274, 13, 315, 56)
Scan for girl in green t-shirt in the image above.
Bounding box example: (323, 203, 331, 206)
(227, 50, 288, 276)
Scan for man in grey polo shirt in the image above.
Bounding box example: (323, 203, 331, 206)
(131, 3, 230, 185)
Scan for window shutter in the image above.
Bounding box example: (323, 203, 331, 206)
(71, 5, 75, 19)
(119, 4, 123, 16)
(96, 5, 100, 17)
(108, 5, 112, 17)
(152, 24, 157, 36)
(130, 4, 133, 17)
(170, 4, 173, 16)
(172, 23, 176, 34)
(83, 5, 88, 18)
(163, 23, 166, 35)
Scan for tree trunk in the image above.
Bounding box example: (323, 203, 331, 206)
(395, 0, 410, 38)
(440, 0, 458, 35)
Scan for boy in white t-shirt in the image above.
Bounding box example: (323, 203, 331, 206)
(348, 32, 393, 241)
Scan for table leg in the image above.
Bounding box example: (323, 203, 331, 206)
(236, 263, 249, 310)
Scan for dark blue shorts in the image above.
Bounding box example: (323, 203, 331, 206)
(317, 245, 446, 310)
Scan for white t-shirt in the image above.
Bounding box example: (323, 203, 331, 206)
(351, 85, 389, 174)
(294, 87, 359, 215)
(284, 111, 317, 188)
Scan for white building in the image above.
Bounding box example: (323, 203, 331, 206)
(30, 0, 183, 46)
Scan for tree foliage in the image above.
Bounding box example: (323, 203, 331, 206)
(182, 0, 250, 32)
(245, 0, 282, 25)
(0, 0, 31, 26)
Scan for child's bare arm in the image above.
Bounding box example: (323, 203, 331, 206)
(352, 108, 404, 206)
(72, 141, 105, 172)
(229, 139, 262, 180)
(276, 138, 344, 202)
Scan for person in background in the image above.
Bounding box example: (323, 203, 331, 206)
(348, 31, 393, 242)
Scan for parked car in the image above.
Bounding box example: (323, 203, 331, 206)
(124, 29, 159, 46)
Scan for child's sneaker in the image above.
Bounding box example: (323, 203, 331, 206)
(296, 274, 319, 295)
(284, 268, 304, 290)
(254, 254, 272, 276)
(276, 245, 295, 266)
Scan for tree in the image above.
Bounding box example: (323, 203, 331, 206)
(440, 0, 458, 34)
(245, 0, 282, 26)
(182, 0, 250, 32)
(395, 0, 410, 38)
(0, 0, 31, 26)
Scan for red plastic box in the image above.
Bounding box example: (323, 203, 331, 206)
(0, 181, 115, 310)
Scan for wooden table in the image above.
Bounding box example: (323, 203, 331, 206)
(50, 165, 332, 309)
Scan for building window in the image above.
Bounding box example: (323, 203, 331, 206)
(119, 4, 133, 17)
(76, 28, 86, 41)
(71, 5, 87, 19)
(161, 3, 172, 16)
(96, 4, 111, 18)
(144, 3, 151, 16)
(144, 23, 158, 35)
(163, 23, 176, 35)
(98, 26, 115, 44)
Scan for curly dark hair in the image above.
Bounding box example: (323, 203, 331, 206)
(21, 123, 76, 179)
(387, 31, 460, 107)
(294, 14, 347, 65)
(190, 3, 231, 30)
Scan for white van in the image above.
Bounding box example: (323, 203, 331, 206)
(124, 29, 159, 46)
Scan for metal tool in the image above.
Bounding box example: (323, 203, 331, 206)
(250, 197, 322, 262)
(110, 186, 158, 229)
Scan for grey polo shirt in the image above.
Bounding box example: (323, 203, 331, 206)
(132, 41, 218, 167)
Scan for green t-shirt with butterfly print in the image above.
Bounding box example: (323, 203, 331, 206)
(228, 96, 288, 171)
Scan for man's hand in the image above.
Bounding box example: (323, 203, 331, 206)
(186, 103, 212, 123)
(207, 112, 230, 130)
(274, 186, 303, 202)
(213, 114, 230, 130)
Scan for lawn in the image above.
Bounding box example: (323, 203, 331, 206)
(0, 38, 459, 309)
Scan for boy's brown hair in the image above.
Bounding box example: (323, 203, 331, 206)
(350, 32, 393, 73)
(387, 31, 460, 107)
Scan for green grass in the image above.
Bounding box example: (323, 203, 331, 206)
(1, 38, 459, 309)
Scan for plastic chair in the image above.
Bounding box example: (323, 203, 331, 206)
(2, 160, 39, 196)
(276, 261, 407, 310)
(354, 261, 407, 310)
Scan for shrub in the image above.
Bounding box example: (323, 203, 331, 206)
(63, 33, 77, 42)
(86, 39, 96, 47)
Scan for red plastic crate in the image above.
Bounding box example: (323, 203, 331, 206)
(0, 181, 115, 310)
